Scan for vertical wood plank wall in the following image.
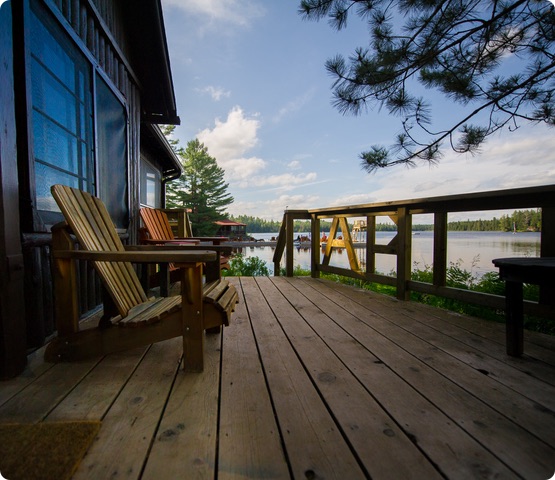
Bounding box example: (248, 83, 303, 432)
(20, 0, 142, 347)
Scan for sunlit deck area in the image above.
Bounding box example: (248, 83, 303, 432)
(1, 276, 554, 479)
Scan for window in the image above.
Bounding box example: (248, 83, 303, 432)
(96, 75, 128, 227)
(30, 1, 93, 220)
(140, 158, 161, 208)
(29, 0, 128, 227)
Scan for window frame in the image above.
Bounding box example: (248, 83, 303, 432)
(21, 0, 130, 231)
(139, 156, 162, 209)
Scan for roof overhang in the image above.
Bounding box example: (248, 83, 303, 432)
(123, 0, 180, 125)
(141, 123, 182, 180)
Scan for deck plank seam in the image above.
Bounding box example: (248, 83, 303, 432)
(271, 276, 451, 479)
(236, 277, 296, 479)
(137, 349, 184, 479)
(262, 276, 374, 479)
(304, 278, 555, 471)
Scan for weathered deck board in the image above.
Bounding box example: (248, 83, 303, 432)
(271, 277, 517, 479)
(239, 277, 366, 479)
(298, 278, 555, 477)
(0, 277, 553, 480)
(46, 347, 148, 421)
(72, 339, 183, 480)
(142, 333, 221, 479)
(217, 278, 290, 480)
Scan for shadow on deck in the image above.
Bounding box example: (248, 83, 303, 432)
(1, 277, 554, 479)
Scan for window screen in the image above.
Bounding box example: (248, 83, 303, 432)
(96, 75, 128, 228)
(140, 158, 161, 208)
(30, 1, 93, 218)
(29, 0, 128, 228)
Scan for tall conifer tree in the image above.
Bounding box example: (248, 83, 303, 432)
(166, 138, 234, 236)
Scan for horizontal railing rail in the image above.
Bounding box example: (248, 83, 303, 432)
(273, 184, 555, 318)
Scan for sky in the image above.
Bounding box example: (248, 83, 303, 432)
(160, 0, 555, 222)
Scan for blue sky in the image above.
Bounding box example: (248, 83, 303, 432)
(161, 0, 555, 221)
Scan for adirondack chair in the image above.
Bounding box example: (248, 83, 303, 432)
(140, 207, 231, 272)
(46, 185, 238, 372)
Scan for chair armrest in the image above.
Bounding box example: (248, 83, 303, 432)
(126, 244, 232, 255)
(140, 238, 201, 245)
(52, 249, 217, 264)
(180, 236, 228, 245)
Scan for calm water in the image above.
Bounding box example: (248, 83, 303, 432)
(233, 231, 541, 276)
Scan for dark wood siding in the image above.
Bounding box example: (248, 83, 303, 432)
(18, 0, 143, 350)
(0, 1, 28, 378)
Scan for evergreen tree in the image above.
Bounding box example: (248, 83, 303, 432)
(299, 0, 555, 171)
(166, 139, 234, 236)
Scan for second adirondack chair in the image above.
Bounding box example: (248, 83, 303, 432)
(140, 207, 231, 272)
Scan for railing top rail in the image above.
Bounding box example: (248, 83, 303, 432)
(307, 184, 555, 217)
(282, 210, 311, 218)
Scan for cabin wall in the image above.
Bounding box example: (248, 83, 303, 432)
(12, 0, 143, 358)
(0, 1, 27, 379)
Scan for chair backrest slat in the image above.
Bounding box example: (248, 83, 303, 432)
(140, 207, 177, 240)
(52, 185, 148, 317)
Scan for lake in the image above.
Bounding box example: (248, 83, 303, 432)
(231, 231, 541, 277)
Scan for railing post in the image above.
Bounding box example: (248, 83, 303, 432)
(366, 215, 375, 276)
(396, 207, 412, 301)
(433, 212, 448, 287)
(285, 211, 294, 277)
(273, 215, 286, 276)
(311, 215, 320, 278)
(540, 206, 555, 304)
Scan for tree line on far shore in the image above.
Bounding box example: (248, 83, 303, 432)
(232, 209, 542, 234)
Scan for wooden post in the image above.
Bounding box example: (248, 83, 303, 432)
(51, 225, 80, 336)
(181, 263, 204, 372)
(505, 280, 524, 356)
(311, 215, 320, 278)
(540, 206, 555, 305)
(366, 215, 376, 277)
(273, 214, 287, 276)
(396, 207, 412, 301)
(285, 212, 294, 277)
(433, 212, 448, 287)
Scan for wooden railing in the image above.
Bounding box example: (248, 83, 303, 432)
(273, 184, 555, 317)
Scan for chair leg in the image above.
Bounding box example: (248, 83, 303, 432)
(181, 263, 204, 372)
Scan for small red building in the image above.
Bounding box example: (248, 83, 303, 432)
(215, 220, 247, 240)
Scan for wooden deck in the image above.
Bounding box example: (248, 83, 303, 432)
(1, 276, 554, 479)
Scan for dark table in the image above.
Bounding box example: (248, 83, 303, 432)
(492, 257, 555, 356)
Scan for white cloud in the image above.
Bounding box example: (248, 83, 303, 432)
(197, 86, 231, 101)
(245, 172, 318, 190)
(162, 0, 265, 27)
(229, 194, 321, 220)
(273, 89, 316, 123)
(220, 157, 267, 183)
(319, 125, 555, 221)
(197, 106, 260, 161)
(288, 160, 301, 170)
(196, 106, 321, 196)
(330, 193, 379, 207)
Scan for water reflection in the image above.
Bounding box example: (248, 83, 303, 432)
(235, 231, 541, 277)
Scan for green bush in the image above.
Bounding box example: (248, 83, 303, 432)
(222, 254, 270, 277)
(279, 264, 311, 276)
